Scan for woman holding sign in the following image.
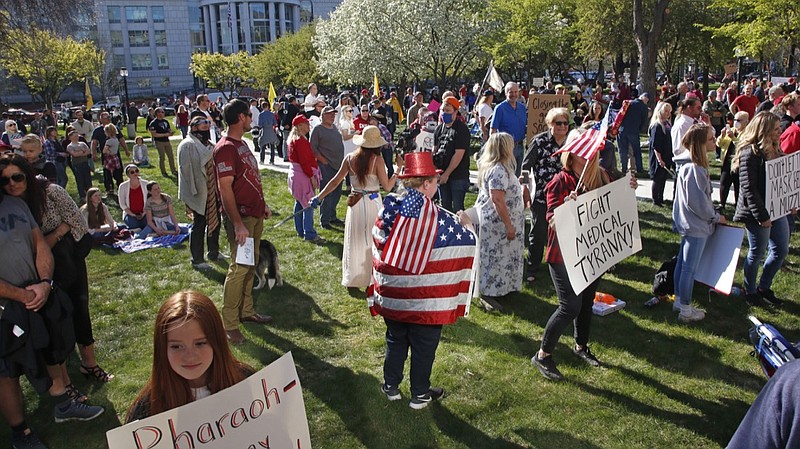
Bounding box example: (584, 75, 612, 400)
(672, 123, 726, 323)
(126, 291, 254, 422)
(733, 112, 789, 307)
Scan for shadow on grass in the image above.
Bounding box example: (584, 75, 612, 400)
(253, 282, 347, 337)
(514, 427, 603, 449)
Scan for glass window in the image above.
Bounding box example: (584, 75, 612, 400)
(110, 31, 123, 47)
(107, 6, 121, 23)
(136, 78, 152, 88)
(129, 30, 149, 47)
(154, 30, 167, 46)
(125, 6, 148, 23)
(157, 54, 169, 69)
(152, 6, 164, 22)
(113, 54, 126, 69)
(250, 3, 266, 20)
(252, 24, 268, 43)
(131, 54, 152, 71)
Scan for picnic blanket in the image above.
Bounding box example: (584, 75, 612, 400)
(108, 224, 192, 253)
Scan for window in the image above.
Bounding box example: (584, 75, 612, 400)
(128, 30, 149, 47)
(154, 30, 167, 46)
(161, 77, 170, 87)
(285, 5, 295, 33)
(152, 6, 164, 22)
(190, 7, 206, 50)
(250, 3, 266, 20)
(107, 6, 121, 23)
(110, 30, 123, 47)
(157, 54, 169, 69)
(131, 54, 152, 71)
(125, 6, 148, 23)
(113, 54, 126, 69)
(136, 78, 152, 88)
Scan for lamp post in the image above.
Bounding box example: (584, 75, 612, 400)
(120, 67, 129, 124)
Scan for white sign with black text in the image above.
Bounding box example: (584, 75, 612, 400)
(765, 152, 800, 220)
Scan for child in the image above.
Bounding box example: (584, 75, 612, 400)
(18, 134, 56, 181)
(66, 130, 93, 201)
(126, 291, 254, 422)
(132, 135, 150, 167)
(137, 181, 187, 239)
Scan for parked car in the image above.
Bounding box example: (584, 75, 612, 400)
(7, 108, 37, 124)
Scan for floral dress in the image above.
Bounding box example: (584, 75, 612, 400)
(474, 164, 524, 296)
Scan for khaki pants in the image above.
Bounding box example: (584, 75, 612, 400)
(154, 140, 176, 174)
(222, 215, 263, 330)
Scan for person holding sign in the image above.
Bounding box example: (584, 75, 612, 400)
(733, 112, 790, 307)
(126, 291, 254, 422)
(671, 124, 727, 323)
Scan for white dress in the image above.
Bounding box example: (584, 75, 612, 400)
(342, 158, 382, 288)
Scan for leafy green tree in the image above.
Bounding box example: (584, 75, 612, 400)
(252, 23, 322, 89)
(190, 52, 254, 100)
(0, 28, 104, 109)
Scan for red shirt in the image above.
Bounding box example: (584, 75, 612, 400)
(287, 136, 317, 178)
(130, 184, 144, 215)
(781, 123, 800, 155)
(213, 135, 266, 218)
(353, 115, 369, 133)
(732, 94, 760, 119)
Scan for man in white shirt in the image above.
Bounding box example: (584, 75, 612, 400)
(249, 99, 260, 122)
(303, 83, 319, 113)
(671, 97, 706, 157)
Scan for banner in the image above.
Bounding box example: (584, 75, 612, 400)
(553, 177, 642, 295)
(694, 225, 745, 295)
(107, 352, 311, 449)
(526, 94, 571, 143)
(765, 151, 800, 220)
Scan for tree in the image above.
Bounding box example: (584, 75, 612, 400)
(633, 0, 670, 100)
(0, 0, 94, 35)
(190, 52, 254, 100)
(252, 23, 322, 89)
(575, 0, 637, 78)
(0, 28, 104, 109)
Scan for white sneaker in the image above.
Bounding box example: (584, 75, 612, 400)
(678, 304, 706, 323)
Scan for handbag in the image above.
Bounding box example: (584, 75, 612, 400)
(347, 192, 363, 207)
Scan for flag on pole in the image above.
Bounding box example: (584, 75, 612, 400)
(268, 82, 277, 106)
(554, 104, 619, 160)
(373, 72, 380, 98)
(84, 78, 93, 110)
(483, 60, 505, 92)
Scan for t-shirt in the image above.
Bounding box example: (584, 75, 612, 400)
(91, 124, 123, 154)
(309, 124, 344, 169)
(149, 118, 172, 142)
(433, 119, 471, 179)
(145, 194, 172, 219)
(0, 196, 38, 292)
(67, 142, 90, 165)
(353, 115, 369, 133)
(104, 137, 119, 156)
(732, 95, 760, 119)
(213, 135, 266, 218)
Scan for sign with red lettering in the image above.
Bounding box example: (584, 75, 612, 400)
(553, 177, 642, 295)
(107, 352, 311, 449)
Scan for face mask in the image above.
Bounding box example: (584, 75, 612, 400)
(441, 113, 454, 124)
(193, 129, 211, 143)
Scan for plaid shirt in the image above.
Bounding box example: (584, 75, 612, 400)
(377, 123, 393, 149)
(43, 138, 60, 163)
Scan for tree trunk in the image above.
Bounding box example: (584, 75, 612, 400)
(629, 51, 639, 91)
(597, 60, 605, 86)
(633, 0, 670, 101)
(614, 52, 625, 79)
(788, 43, 797, 76)
(702, 67, 709, 96)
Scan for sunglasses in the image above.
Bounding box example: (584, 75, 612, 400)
(553, 121, 570, 126)
(8, 124, 17, 127)
(0, 172, 26, 186)
(193, 119, 211, 125)
(128, 169, 140, 175)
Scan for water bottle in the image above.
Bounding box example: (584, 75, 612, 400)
(730, 286, 742, 296)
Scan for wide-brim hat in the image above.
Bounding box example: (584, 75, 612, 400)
(398, 152, 442, 179)
(353, 125, 387, 148)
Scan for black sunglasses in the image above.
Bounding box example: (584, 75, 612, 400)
(0, 172, 26, 186)
(128, 168, 140, 175)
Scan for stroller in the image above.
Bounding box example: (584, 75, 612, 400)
(748, 315, 800, 378)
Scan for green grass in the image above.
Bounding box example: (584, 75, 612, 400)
(2, 140, 799, 448)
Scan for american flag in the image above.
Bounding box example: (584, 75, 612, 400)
(555, 103, 627, 160)
(368, 190, 477, 325)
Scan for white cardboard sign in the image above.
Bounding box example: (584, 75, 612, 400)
(415, 130, 435, 152)
(694, 224, 744, 295)
(554, 177, 642, 295)
(107, 352, 311, 449)
(765, 152, 800, 220)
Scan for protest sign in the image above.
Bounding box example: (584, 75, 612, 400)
(765, 152, 800, 220)
(415, 130, 435, 152)
(107, 352, 311, 449)
(553, 177, 642, 295)
(724, 63, 738, 75)
(526, 94, 571, 143)
(694, 225, 744, 295)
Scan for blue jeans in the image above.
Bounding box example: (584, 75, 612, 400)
(319, 163, 342, 226)
(744, 217, 789, 294)
(136, 221, 187, 239)
(72, 162, 92, 199)
(54, 161, 68, 188)
(617, 132, 643, 172)
(383, 318, 442, 396)
(674, 235, 709, 306)
(439, 177, 470, 212)
(513, 141, 524, 177)
(124, 214, 148, 230)
(293, 200, 317, 240)
(382, 146, 395, 178)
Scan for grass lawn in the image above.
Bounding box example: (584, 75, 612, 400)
(1, 139, 799, 449)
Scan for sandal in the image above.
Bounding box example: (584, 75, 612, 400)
(65, 383, 88, 403)
(79, 364, 115, 382)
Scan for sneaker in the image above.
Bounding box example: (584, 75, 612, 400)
(54, 400, 104, 423)
(192, 262, 212, 270)
(745, 292, 769, 307)
(409, 387, 444, 410)
(678, 304, 706, 323)
(758, 288, 784, 307)
(531, 354, 564, 381)
(573, 346, 602, 367)
(381, 383, 401, 401)
(644, 296, 660, 307)
(672, 300, 681, 312)
(306, 236, 325, 244)
(11, 430, 47, 449)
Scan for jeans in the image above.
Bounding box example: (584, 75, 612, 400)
(513, 141, 524, 177)
(673, 235, 709, 305)
(541, 262, 602, 354)
(383, 318, 443, 396)
(54, 161, 68, 188)
(179, 126, 188, 139)
(124, 214, 148, 230)
(527, 202, 548, 277)
(294, 200, 317, 240)
(318, 163, 342, 225)
(102, 165, 123, 193)
(617, 132, 643, 172)
(222, 215, 263, 329)
(382, 146, 395, 178)
(281, 128, 291, 157)
(439, 177, 469, 212)
(744, 217, 789, 294)
(72, 162, 92, 200)
(190, 211, 221, 264)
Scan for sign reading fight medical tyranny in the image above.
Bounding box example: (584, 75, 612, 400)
(107, 352, 311, 449)
(526, 94, 571, 143)
(553, 177, 642, 295)
(765, 152, 800, 220)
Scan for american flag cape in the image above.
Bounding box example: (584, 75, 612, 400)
(554, 101, 629, 160)
(368, 190, 477, 325)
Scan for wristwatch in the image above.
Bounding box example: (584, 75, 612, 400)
(39, 278, 55, 290)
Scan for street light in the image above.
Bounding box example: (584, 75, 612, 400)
(120, 67, 130, 125)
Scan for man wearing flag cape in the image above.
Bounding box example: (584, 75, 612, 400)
(368, 151, 477, 409)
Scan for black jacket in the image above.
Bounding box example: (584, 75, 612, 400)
(733, 144, 770, 225)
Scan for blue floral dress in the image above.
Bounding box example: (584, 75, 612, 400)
(475, 164, 524, 296)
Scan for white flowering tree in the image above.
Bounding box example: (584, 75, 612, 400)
(314, 0, 487, 87)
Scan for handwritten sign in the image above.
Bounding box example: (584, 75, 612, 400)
(415, 130, 435, 152)
(107, 352, 311, 449)
(765, 152, 800, 220)
(553, 177, 642, 295)
(694, 225, 744, 295)
(526, 94, 571, 143)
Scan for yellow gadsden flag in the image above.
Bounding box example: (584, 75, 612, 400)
(85, 78, 93, 109)
(268, 82, 277, 107)
(373, 72, 380, 98)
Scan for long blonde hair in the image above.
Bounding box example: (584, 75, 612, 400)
(649, 101, 672, 130)
(734, 111, 782, 171)
(477, 132, 515, 188)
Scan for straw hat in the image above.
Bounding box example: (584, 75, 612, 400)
(353, 125, 387, 148)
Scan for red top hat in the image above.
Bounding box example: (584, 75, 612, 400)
(398, 152, 443, 178)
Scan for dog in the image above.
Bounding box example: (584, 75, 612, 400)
(254, 239, 283, 290)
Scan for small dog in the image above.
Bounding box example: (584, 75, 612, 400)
(254, 239, 283, 290)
